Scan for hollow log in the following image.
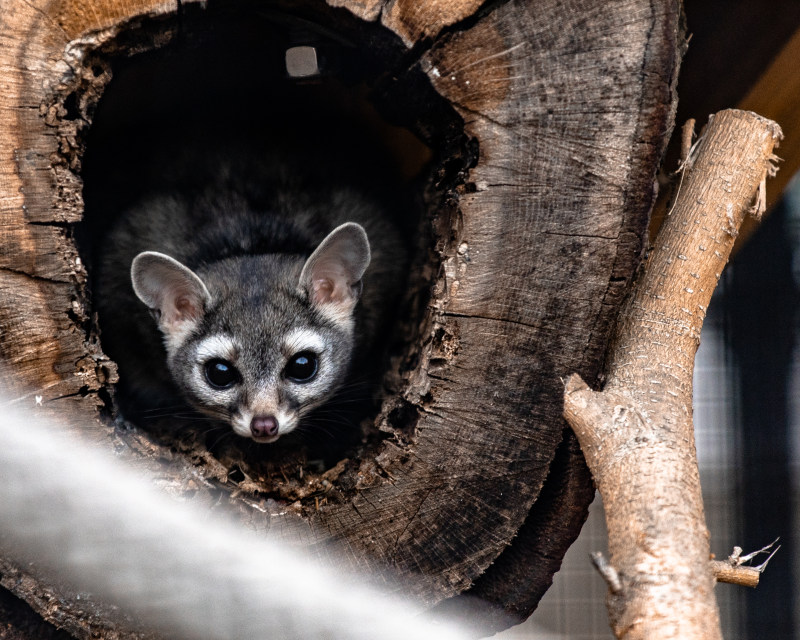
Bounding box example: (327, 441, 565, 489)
(0, 0, 683, 637)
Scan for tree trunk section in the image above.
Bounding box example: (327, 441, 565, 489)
(0, 0, 683, 636)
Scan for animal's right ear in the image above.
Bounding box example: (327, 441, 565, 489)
(131, 252, 211, 342)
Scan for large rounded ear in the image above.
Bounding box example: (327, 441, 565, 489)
(298, 223, 371, 321)
(131, 251, 211, 345)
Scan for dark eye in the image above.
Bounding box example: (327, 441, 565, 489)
(204, 359, 240, 389)
(284, 351, 318, 383)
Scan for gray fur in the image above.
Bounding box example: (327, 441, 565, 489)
(95, 169, 406, 444)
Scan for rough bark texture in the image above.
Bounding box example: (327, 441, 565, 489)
(564, 110, 782, 639)
(710, 561, 761, 589)
(0, 0, 682, 636)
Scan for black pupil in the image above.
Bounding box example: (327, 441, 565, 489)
(204, 359, 238, 389)
(285, 352, 318, 382)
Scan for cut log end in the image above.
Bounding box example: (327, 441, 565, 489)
(0, 0, 683, 635)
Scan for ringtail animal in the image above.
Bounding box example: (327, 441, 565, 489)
(94, 152, 407, 447)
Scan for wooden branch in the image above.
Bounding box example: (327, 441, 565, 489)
(711, 539, 780, 588)
(564, 109, 782, 640)
(739, 25, 800, 209)
(732, 26, 800, 248)
(711, 562, 760, 589)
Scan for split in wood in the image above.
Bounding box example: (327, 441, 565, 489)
(590, 552, 622, 594)
(678, 117, 696, 169)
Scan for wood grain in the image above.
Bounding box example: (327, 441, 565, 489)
(382, 0, 485, 47)
(0, 0, 682, 635)
(565, 110, 781, 639)
(404, 0, 681, 615)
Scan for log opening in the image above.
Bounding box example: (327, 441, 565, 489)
(64, 1, 476, 497)
(0, 0, 684, 635)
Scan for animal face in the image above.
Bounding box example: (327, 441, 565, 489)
(131, 223, 370, 442)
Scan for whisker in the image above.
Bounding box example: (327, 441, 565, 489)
(141, 414, 223, 423)
(208, 429, 235, 451)
(137, 404, 191, 414)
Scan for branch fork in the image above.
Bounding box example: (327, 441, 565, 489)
(563, 110, 783, 640)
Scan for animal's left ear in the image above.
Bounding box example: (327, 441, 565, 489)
(299, 222, 370, 318)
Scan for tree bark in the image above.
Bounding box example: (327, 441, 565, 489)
(564, 109, 782, 639)
(0, 0, 682, 636)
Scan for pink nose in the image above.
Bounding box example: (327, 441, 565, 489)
(250, 415, 279, 438)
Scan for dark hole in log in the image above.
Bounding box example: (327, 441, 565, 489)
(72, 0, 474, 504)
(61, 92, 82, 121)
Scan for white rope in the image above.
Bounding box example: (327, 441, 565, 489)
(0, 402, 468, 640)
